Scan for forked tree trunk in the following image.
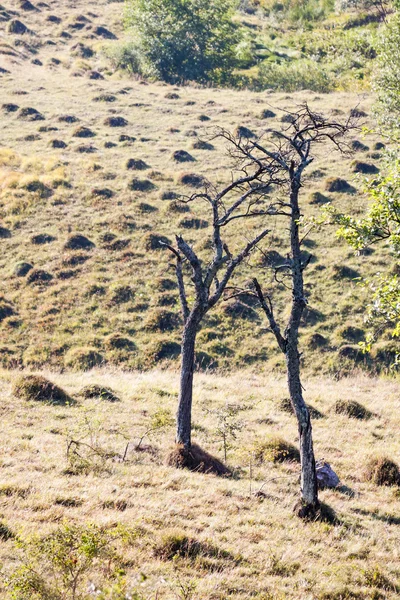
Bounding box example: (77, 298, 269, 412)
(176, 316, 199, 449)
(286, 344, 318, 512)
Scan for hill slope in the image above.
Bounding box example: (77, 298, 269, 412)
(0, 0, 391, 375)
(0, 368, 399, 599)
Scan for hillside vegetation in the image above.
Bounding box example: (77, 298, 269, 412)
(1, 1, 400, 598)
(0, 369, 399, 599)
(0, 0, 392, 376)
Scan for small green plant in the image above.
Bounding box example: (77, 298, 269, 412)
(7, 522, 125, 600)
(204, 402, 250, 461)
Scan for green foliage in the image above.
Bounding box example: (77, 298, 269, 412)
(286, 0, 334, 24)
(204, 402, 250, 461)
(330, 158, 400, 351)
(257, 58, 332, 92)
(7, 523, 126, 600)
(124, 0, 240, 84)
(374, 12, 400, 133)
(103, 42, 143, 74)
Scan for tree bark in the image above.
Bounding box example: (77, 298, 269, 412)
(286, 174, 319, 512)
(286, 344, 318, 509)
(176, 315, 199, 449)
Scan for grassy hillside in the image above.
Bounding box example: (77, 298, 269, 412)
(0, 0, 393, 378)
(236, 0, 381, 92)
(0, 369, 399, 598)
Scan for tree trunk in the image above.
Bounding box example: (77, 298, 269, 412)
(286, 344, 318, 512)
(287, 175, 319, 516)
(176, 316, 199, 449)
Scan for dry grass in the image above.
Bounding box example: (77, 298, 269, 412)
(0, 368, 399, 598)
(0, 0, 389, 377)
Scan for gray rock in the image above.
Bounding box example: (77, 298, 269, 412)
(316, 460, 340, 490)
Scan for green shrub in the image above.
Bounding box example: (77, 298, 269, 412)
(258, 59, 333, 93)
(103, 41, 143, 74)
(125, 0, 240, 84)
(7, 522, 125, 600)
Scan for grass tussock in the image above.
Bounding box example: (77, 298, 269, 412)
(255, 436, 300, 464)
(364, 457, 400, 487)
(166, 443, 231, 476)
(79, 384, 120, 402)
(13, 374, 72, 405)
(332, 399, 372, 420)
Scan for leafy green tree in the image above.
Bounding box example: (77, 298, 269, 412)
(124, 0, 240, 84)
(329, 158, 400, 348)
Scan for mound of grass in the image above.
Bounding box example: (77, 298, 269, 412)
(13, 374, 72, 404)
(307, 332, 328, 349)
(2, 103, 19, 113)
(192, 139, 214, 150)
(294, 500, 338, 523)
(144, 309, 180, 332)
(332, 399, 372, 420)
(64, 234, 94, 251)
(0, 521, 14, 541)
(30, 233, 56, 245)
(64, 347, 104, 370)
(325, 177, 356, 193)
(179, 217, 208, 229)
(7, 19, 29, 34)
(104, 333, 135, 350)
(91, 187, 114, 198)
(177, 172, 205, 187)
(260, 109, 276, 119)
(80, 384, 120, 402)
(173, 150, 195, 163)
(126, 158, 149, 170)
(166, 443, 231, 476)
(332, 264, 359, 280)
(143, 233, 171, 251)
(0, 300, 14, 322)
(62, 252, 90, 267)
(154, 530, 231, 561)
(71, 43, 94, 58)
(338, 344, 364, 362)
(73, 126, 95, 138)
(234, 125, 256, 139)
(351, 161, 379, 174)
(309, 191, 330, 205)
(58, 114, 79, 123)
(364, 457, 400, 486)
(13, 261, 33, 277)
(129, 178, 155, 192)
(49, 139, 67, 149)
(108, 284, 134, 305)
(104, 116, 128, 127)
(350, 140, 369, 152)
(278, 397, 324, 419)
(26, 269, 53, 285)
(370, 341, 399, 367)
(149, 339, 181, 362)
(255, 436, 300, 464)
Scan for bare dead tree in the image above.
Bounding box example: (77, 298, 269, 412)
(226, 105, 356, 517)
(161, 150, 287, 467)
